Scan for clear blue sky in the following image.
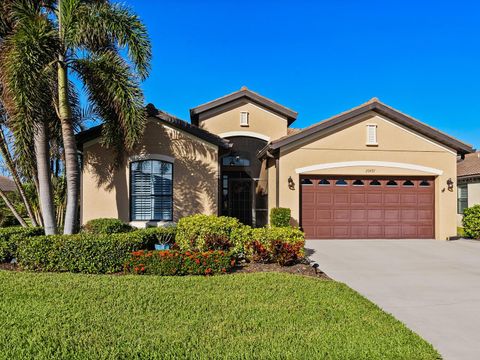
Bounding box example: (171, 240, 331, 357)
(129, 0, 480, 148)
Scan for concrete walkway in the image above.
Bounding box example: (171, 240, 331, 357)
(306, 239, 480, 360)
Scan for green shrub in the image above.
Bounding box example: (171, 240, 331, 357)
(82, 218, 133, 234)
(176, 215, 244, 254)
(125, 250, 234, 276)
(270, 208, 291, 227)
(245, 227, 305, 265)
(462, 205, 480, 238)
(16, 229, 157, 274)
(141, 225, 177, 245)
(0, 227, 44, 263)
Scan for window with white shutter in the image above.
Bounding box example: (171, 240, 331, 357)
(366, 124, 378, 145)
(130, 160, 173, 221)
(240, 111, 249, 126)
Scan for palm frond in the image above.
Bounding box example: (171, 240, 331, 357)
(71, 50, 146, 157)
(68, 1, 151, 79)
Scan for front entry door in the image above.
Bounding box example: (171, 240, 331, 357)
(229, 178, 252, 226)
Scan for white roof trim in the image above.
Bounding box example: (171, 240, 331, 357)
(218, 131, 270, 141)
(295, 161, 443, 175)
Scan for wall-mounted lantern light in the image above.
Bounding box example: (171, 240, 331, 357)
(288, 176, 295, 190)
(447, 178, 454, 192)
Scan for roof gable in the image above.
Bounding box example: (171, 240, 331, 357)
(190, 86, 297, 126)
(270, 98, 473, 155)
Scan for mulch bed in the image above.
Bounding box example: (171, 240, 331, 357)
(233, 261, 330, 279)
(0, 259, 330, 279)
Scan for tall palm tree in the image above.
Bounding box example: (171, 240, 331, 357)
(1, 0, 151, 234)
(0, 0, 58, 233)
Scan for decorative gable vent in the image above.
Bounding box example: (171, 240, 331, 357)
(366, 124, 377, 145)
(240, 111, 249, 127)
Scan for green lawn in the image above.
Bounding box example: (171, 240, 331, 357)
(0, 271, 439, 359)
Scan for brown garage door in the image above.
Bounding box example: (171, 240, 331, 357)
(301, 177, 435, 239)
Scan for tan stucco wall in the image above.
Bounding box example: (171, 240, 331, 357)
(198, 100, 288, 141)
(273, 112, 458, 240)
(81, 119, 219, 225)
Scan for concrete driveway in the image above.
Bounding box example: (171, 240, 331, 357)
(306, 239, 480, 360)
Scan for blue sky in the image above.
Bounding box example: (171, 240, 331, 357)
(130, 0, 480, 148)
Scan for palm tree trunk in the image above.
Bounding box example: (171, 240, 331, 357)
(0, 188, 27, 227)
(34, 121, 57, 235)
(0, 126, 39, 226)
(57, 58, 79, 234)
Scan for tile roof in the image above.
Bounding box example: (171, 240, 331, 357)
(458, 152, 480, 178)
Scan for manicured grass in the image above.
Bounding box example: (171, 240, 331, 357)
(0, 271, 439, 359)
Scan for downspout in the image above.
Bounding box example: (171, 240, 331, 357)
(275, 157, 279, 208)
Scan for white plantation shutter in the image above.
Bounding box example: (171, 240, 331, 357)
(130, 160, 173, 221)
(366, 124, 377, 145)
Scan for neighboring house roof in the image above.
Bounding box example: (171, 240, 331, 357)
(189, 86, 298, 126)
(0, 176, 16, 192)
(264, 98, 474, 155)
(76, 104, 231, 149)
(458, 152, 480, 178)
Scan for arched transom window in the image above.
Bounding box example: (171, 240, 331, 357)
(130, 160, 173, 221)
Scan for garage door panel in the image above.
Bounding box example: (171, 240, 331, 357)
(334, 209, 350, 220)
(334, 193, 349, 204)
(351, 225, 368, 237)
(333, 226, 350, 237)
(384, 225, 401, 238)
(384, 193, 400, 204)
(350, 193, 366, 205)
(351, 209, 367, 221)
(315, 193, 332, 205)
(301, 177, 434, 239)
(368, 209, 383, 221)
(367, 193, 383, 205)
(315, 209, 332, 221)
(384, 209, 400, 222)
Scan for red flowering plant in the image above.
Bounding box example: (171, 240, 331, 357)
(245, 227, 305, 266)
(124, 249, 234, 276)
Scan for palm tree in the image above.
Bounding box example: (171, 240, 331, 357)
(0, 0, 58, 233)
(1, 0, 151, 234)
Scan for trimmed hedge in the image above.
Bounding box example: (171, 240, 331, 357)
(176, 215, 244, 254)
(16, 229, 161, 274)
(462, 205, 480, 239)
(245, 227, 305, 265)
(0, 227, 44, 263)
(125, 250, 234, 276)
(270, 208, 291, 227)
(82, 218, 133, 234)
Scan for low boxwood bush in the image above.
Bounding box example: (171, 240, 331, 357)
(462, 205, 480, 239)
(176, 215, 244, 254)
(143, 225, 177, 245)
(82, 218, 133, 234)
(125, 250, 234, 276)
(270, 208, 291, 227)
(0, 227, 44, 263)
(16, 229, 158, 274)
(246, 227, 305, 265)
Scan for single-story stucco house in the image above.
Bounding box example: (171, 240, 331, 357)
(457, 152, 480, 226)
(77, 87, 474, 240)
